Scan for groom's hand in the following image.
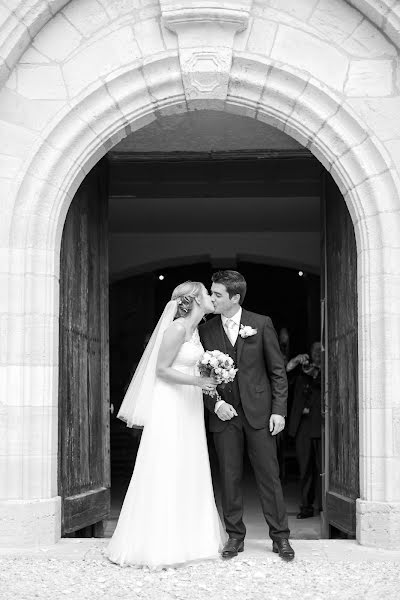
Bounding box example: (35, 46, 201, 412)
(269, 414, 285, 436)
(216, 402, 238, 421)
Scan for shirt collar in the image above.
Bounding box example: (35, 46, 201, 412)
(221, 306, 242, 327)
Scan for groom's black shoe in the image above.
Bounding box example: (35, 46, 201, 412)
(272, 539, 295, 561)
(221, 538, 244, 559)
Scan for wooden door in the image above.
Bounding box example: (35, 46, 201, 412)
(58, 158, 110, 536)
(321, 173, 359, 536)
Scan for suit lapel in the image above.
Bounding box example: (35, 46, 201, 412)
(217, 317, 229, 354)
(208, 316, 228, 354)
(236, 309, 246, 364)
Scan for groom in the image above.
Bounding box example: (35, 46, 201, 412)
(199, 270, 294, 561)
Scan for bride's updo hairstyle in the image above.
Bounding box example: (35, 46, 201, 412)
(172, 281, 203, 318)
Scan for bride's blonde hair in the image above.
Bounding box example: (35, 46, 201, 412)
(171, 281, 204, 318)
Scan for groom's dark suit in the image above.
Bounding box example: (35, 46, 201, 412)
(199, 308, 290, 541)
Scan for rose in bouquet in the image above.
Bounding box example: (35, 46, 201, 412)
(198, 350, 238, 401)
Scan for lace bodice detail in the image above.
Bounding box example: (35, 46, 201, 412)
(172, 328, 204, 369)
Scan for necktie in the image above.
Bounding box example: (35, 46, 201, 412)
(224, 318, 236, 345)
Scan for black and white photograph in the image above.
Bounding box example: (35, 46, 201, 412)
(1, 1, 400, 598)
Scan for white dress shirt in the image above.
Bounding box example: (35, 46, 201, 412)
(215, 307, 242, 413)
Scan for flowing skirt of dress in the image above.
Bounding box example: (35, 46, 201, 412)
(106, 367, 226, 569)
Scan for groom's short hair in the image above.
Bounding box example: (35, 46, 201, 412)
(212, 270, 247, 304)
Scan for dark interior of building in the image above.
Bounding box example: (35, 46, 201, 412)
(106, 137, 323, 539)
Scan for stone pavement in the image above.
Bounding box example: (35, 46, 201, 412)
(1, 539, 400, 600)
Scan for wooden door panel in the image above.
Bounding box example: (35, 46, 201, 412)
(63, 487, 110, 533)
(326, 491, 356, 535)
(59, 158, 110, 535)
(323, 173, 359, 536)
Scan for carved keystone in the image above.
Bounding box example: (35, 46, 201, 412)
(160, 0, 252, 104)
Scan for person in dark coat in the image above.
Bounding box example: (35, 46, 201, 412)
(199, 270, 294, 561)
(287, 342, 322, 519)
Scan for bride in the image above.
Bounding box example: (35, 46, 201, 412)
(106, 281, 227, 569)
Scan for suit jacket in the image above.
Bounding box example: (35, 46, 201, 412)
(199, 309, 288, 431)
(288, 370, 321, 439)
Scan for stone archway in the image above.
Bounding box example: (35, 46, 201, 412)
(1, 0, 400, 548)
(1, 1, 400, 88)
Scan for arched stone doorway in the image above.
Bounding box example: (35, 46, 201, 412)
(1, 0, 400, 549)
(57, 133, 357, 542)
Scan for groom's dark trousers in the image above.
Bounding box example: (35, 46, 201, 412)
(200, 309, 290, 541)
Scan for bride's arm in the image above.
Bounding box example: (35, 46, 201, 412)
(156, 323, 215, 391)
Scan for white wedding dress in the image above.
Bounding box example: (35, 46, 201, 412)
(106, 328, 226, 569)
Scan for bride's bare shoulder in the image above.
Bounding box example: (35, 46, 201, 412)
(165, 319, 186, 339)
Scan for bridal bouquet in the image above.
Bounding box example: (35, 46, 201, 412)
(198, 350, 238, 401)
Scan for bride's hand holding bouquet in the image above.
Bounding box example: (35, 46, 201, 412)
(196, 373, 218, 393)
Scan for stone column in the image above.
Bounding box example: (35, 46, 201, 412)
(0, 243, 61, 546)
(356, 238, 400, 548)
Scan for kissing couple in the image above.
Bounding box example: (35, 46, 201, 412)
(106, 270, 294, 569)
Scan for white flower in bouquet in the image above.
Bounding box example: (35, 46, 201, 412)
(201, 352, 211, 364)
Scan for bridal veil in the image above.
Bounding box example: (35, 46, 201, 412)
(117, 299, 178, 427)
